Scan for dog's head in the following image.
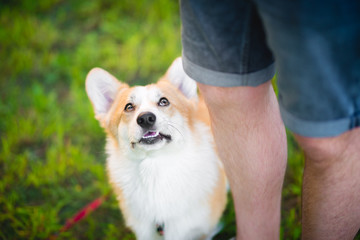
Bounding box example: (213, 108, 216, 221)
(86, 58, 198, 152)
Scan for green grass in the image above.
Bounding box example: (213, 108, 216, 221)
(1, 1, 304, 239)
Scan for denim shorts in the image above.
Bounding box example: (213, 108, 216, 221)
(180, 0, 360, 137)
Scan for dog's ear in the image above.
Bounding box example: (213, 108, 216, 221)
(86, 68, 128, 121)
(165, 57, 197, 99)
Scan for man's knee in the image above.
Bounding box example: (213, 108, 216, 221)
(293, 129, 359, 169)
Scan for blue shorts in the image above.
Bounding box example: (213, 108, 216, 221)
(180, 0, 360, 137)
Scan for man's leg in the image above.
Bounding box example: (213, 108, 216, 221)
(198, 80, 287, 240)
(295, 128, 360, 240)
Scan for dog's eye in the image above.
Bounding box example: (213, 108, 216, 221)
(124, 103, 135, 112)
(158, 97, 170, 107)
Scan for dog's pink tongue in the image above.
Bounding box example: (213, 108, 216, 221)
(144, 131, 157, 137)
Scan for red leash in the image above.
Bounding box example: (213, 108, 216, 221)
(49, 194, 109, 239)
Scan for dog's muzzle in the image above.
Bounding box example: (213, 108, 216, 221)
(136, 112, 171, 145)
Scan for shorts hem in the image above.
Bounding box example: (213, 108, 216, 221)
(182, 54, 275, 87)
(280, 104, 352, 138)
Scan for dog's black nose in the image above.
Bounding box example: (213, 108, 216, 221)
(137, 112, 156, 129)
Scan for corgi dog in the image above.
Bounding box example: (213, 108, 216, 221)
(85, 58, 227, 240)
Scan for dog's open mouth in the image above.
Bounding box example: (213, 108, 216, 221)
(139, 131, 172, 145)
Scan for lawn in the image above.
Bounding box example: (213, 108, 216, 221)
(1, 0, 304, 239)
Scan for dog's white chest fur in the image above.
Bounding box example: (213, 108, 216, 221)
(107, 123, 220, 239)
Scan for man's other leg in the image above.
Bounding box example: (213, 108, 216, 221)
(198, 81, 287, 240)
(295, 128, 360, 240)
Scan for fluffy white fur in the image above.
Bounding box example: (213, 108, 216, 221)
(106, 122, 220, 240)
(86, 58, 226, 240)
